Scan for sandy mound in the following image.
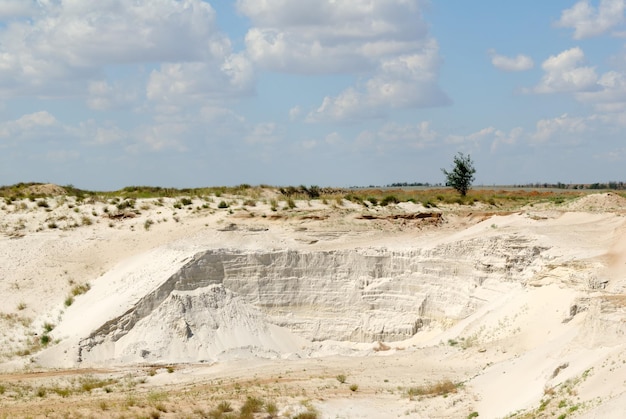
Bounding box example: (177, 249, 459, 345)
(565, 192, 626, 212)
(22, 183, 67, 196)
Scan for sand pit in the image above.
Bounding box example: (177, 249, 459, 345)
(1, 189, 625, 418)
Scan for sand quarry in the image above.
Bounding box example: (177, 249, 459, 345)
(0, 186, 625, 418)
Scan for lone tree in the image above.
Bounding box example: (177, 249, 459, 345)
(442, 152, 476, 196)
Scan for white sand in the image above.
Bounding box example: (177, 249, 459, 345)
(1, 191, 625, 417)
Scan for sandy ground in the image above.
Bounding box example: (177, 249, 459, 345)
(0, 190, 625, 418)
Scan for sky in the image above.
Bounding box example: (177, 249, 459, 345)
(1, 0, 626, 190)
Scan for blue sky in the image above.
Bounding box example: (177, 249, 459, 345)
(1, 0, 626, 190)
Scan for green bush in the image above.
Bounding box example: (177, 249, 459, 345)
(380, 195, 399, 206)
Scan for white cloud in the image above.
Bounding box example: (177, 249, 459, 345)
(238, 0, 427, 74)
(356, 121, 439, 150)
(87, 81, 138, 111)
(245, 122, 283, 144)
(307, 40, 449, 122)
(556, 0, 625, 39)
(488, 50, 534, 72)
(0, 111, 58, 140)
(532, 47, 598, 93)
(289, 106, 301, 120)
(0, 0, 252, 105)
(530, 114, 588, 143)
(239, 0, 447, 121)
(325, 132, 342, 145)
(0, 0, 38, 19)
(575, 70, 626, 110)
(146, 54, 255, 107)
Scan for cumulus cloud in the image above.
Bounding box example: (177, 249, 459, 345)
(575, 70, 626, 110)
(238, 0, 428, 74)
(307, 40, 450, 122)
(556, 0, 625, 39)
(238, 0, 448, 121)
(355, 121, 439, 151)
(146, 54, 255, 107)
(0, 0, 253, 106)
(532, 47, 598, 93)
(530, 114, 588, 143)
(488, 50, 534, 71)
(87, 81, 138, 111)
(0, 111, 56, 137)
(245, 122, 283, 144)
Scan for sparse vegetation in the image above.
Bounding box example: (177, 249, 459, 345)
(407, 380, 457, 399)
(336, 374, 347, 384)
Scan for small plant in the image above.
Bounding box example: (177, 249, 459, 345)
(216, 401, 233, 413)
(265, 400, 279, 417)
(407, 380, 457, 399)
(467, 412, 479, 419)
(43, 322, 55, 333)
(218, 201, 229, 209)
(81, 216, 93, 226)
(144, 219, 154, 230)
(40, 334, 50, 346)
(48, 222, 58, 229)
(349, 384, 358, 392)
(64, 296, 74, 307)
(240, 396, 264, 415)
(71, 283, 90, 296)
(17, 302, 26, 310)
(336, 374, 347, 384)
(180, 197, 193, 206)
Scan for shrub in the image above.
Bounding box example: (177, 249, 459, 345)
(265, 400, 278, 417)
(180, 197, 193, 206)
(240, 396, 264, 416)
(71, 283, 90, 296)
(218, 201, 229, 209)
(216, 401, 233, 413)
(336, 374, 347, 384)
(144, 219, 154, 230)
(380, 195, 399, 206)
(349, 384, 358, 392)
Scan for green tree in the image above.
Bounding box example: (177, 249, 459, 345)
(442, 152, 476, 196)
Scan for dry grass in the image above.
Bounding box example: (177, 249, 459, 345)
(406, 379, 458, 399)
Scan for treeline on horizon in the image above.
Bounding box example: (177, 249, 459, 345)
(2, 180, 626, 198)
(373, 181, 626, 190)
